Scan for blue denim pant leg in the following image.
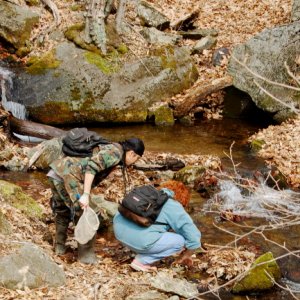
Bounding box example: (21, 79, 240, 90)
(135, 232, 185, 265)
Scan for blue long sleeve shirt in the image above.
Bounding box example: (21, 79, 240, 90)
(113, 194, 201, 252)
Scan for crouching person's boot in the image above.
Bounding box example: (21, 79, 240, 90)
(78, 234, 97, 265)
(55, 213, 70, 255)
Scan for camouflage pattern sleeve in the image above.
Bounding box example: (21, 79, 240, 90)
(85, 143, 123, 175)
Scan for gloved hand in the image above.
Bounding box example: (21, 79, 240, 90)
(79, 192, 90, 209)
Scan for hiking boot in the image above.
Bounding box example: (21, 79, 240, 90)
(54, 214, 69, 255)
(78, 235, 97, 265)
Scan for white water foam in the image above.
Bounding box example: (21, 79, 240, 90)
(0, 66, 27, 120)
(207, 179, 300, 221)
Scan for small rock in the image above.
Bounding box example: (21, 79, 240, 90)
(141, 27, 181, 46)
(150, 271, 198, 298)
(212, 47, 230, 66)
(137, 1, 170, 30)
(192, 36, 217, 54)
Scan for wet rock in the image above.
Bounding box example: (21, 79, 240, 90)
(0, 1, 40, 51)
(141, 27, 182, 46)
(291, 0, 300, 22)
(150, 271, 198, 298)
(0, 180, 42, 218)
(192, 36, 217, 54)
(148, 104, 175, 126)
(174, 166, 206, 185)
(0, 243, 66, 289)
(228, 22, 300, 122)
(137, 1, 170, 30)
(232, 252, 281, 293)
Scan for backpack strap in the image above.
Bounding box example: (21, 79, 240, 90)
(118, 205, 168, 227)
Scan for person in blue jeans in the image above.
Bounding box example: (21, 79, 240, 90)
(113, 180, 201, 271)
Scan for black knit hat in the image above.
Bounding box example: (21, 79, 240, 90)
(123, 138, 145, 156)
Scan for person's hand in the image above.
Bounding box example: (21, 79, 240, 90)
(174, 249, 194, 268)
(176, 255, 194, 268)
(79, 192, 90, 209)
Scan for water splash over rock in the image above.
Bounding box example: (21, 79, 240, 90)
(0, 66, 27, 120)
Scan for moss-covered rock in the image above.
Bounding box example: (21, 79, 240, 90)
(174, 166, 206, 185)
(0, 1, 40, 51)
(152, 105, 175, 126)
(26, 50, 61, 75)
(16, 42, 198, 125)
(0, 180, 42, 218)
(250, 139, 265, 152)
(64, 23, 101, 53)
(84, 51, 120, 74)
(232, 252, 281, 293)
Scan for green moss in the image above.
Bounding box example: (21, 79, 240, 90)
(64, 23, 85, 40)
(26, 50, 61, 75)
(64, 24, 101, 54)
(174, 166, 205, 184)
(232, 252, 281, 293)
(153, 106, 175, 126)
(28, 102, 75, 125)
(117, 43, 128, 54)
(251, 139, 265, 152)
(0, 180, 42, 219)
(84, 51, 120, 74)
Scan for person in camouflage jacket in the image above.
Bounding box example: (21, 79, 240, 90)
(48, 138, 145, 264)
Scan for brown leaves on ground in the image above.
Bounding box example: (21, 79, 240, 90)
(197, 247, 255, 280)
(249, 116, 300, 188)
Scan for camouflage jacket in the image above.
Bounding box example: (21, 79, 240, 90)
(50, 143, 123, 204)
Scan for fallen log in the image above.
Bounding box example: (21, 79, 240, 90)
(8, 114, 65, 140)
(174, 76, 233, 118)
(170, 9, 200, 30)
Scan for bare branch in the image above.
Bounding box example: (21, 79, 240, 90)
(284, 61, 300, 86)
(253, 80, 300, 114)
(231, 55, 300, 92)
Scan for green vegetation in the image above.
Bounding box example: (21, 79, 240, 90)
(84, 51, 121, 74)
(26, 50, 61, 75)
(0, 180, 43, 218)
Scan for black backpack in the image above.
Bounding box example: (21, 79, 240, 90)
(62, 128, 110, 157)
(118, 185, 169, 227)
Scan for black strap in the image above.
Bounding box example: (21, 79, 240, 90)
(153, 221, 169, 226)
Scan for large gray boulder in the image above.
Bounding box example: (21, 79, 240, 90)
(12, 42, 198, 125)
(292, 0, 300, 21)
(228, 22, 300, 122)
(0, 1, 39, 51)
(0, 243, 66, 289)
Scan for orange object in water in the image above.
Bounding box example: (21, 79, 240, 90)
(159, 180, 190, 208)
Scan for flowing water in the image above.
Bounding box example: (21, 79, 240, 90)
(1, 118, 300, 299)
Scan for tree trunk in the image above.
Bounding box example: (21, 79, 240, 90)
(8, 115, 65, 140)
(173, 76, 233, 118)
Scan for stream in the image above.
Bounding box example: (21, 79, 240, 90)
(1, 118, 300, 299)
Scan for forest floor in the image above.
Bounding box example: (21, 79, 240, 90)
(1, 0, 299, 299)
